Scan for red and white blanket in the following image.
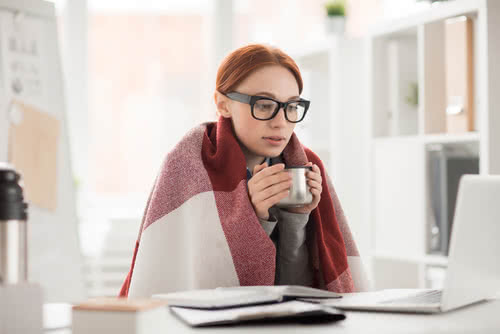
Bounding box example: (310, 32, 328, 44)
(120, 117, 369, 297)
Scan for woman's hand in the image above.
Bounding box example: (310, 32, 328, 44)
(285, 162, 322, 215)
(248, 162, 292, 220)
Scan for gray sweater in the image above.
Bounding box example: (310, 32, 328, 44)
(259, 207, 313, 286)
(248, 156, 313, 286)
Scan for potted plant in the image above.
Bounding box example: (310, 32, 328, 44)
(324, 0, 346, 34)
(405, 82, 419, 107)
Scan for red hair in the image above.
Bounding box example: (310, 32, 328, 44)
(216, 44, 303, 95)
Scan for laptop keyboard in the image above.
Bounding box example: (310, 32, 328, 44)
(380, 290, 442, 305)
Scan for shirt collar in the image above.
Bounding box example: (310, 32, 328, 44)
(246, 157, 272, 179)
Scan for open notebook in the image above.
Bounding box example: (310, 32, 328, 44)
(153, 285, 341, 309)
(153, 286, 344, 327)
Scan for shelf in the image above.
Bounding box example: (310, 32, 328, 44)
(373, 132, 479, 144)
(373, 253, 448, 267)
(370, 0, 482, 37)
(371, 31, 419, 137)
(373, 135, 420, 143)
(368, 0, 500, 290)
(423, 132, 479, 144)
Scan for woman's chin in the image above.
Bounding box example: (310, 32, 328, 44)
(259, 147, 285, 158)
(245, 142, 287, 160)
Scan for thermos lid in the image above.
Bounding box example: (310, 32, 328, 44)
(284, 166, 313, 170)
(0, 163, 28, 221)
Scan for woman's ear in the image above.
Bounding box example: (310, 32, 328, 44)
(214, 91, 232, 118)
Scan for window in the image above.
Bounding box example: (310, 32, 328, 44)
(88, 1, 214, 207)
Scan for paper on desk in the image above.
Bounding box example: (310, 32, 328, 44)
(8, 101, 60, 211)
(170, 300, 342, 327)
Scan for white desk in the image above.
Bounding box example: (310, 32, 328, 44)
(46, 298, 500, 334)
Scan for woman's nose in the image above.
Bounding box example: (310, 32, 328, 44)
(269, 107, 288, 127)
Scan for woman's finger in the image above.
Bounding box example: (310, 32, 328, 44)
(257, 189, 290, 210)
(307, 171, 322, 183)
(254, 172, 291, 192)
(310, 187, 321, 198)
(252, 178, 292, 203)
(252, 163, 285, 181)
(307, 179, 322, 191)
(252, 162, 268, 176)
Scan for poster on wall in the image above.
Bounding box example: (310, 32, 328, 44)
(0, 11, 49, 107)
(0, 12, 59, 210)
(8, 100, 60, 211)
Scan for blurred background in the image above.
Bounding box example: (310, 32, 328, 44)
(24, 0, 492, 300)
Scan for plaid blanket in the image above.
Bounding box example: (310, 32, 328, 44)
(120, 117, 369, 297)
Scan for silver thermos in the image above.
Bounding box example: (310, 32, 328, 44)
(0, 163, 28, 284)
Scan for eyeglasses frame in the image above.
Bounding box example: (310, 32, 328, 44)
(225, 91, 310, 123)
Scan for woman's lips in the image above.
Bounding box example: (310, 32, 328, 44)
(263, 136, 285, 146)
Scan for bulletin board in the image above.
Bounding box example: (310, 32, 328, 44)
(0, 0, 85, 302)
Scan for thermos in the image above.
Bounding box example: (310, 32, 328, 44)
(0, 163, 28, 284)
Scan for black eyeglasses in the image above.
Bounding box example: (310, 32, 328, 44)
(225, 92, 310, 123)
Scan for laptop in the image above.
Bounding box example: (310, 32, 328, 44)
(326, 174, 500, 313)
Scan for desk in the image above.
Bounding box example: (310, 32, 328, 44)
(46, 298, 500, 334)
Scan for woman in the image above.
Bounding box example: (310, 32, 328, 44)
(120, 44, 369, 298)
